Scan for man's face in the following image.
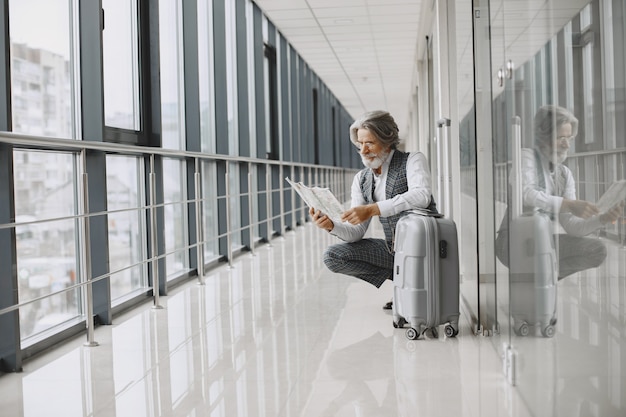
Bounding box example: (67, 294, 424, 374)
(356, 128, 391, 170)
(542, 122, 573, 165)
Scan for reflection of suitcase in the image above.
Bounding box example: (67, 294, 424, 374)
(392, 212, 460, 340)
(508, 212, 558, 337)
(506, 116, 558, 338)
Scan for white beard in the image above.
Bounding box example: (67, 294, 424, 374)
(361, 149, 390, 171)
(548, 149, 568, 165)
(555, 150, 568, 165)
(540, 144, 568, 166)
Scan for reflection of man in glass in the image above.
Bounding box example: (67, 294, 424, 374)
(496, 105, 623, 279)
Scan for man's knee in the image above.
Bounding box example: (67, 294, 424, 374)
(589, 240, 608, 267)
(323, 245, 343, 272)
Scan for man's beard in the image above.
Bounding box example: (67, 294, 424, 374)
(548, 148, 568, 165)
(540, 144, 568, 166)
(361, 149, 390, 170)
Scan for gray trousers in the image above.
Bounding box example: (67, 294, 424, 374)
(323, 238, 394, 288)
(495, 231, 607, 279)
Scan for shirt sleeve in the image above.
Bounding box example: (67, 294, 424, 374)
(377, 152, 433, 217)
(328, 171, 370, 242)
(518, 149, 602, 236)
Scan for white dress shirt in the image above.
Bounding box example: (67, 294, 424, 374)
(518, 147, 601, 236)
(330, 150, 432, 242)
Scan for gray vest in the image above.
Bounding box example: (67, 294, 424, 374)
(359, 151, 436, 249)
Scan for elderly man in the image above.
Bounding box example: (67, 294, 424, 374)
(496, 105, 623, 278)
(310, 110, 436, 309)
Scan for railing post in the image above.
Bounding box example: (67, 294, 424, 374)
(80, 150, 98, 347)
(290, 165, 296, 229)
(279, 164, 285, 236)
(248, 162, 256, 256)
(195, 158, 205, 285)
(149, 155, 163, 309)
(225, 165, 233, 268)
(266, 163, 273, 246)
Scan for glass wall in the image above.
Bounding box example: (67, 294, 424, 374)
(13, 150, 80, 341)
(0, 0, 356, 366)
(159, 0, 185, 151)
(102, 0, 140, 131)
(198, 0, 216, 154)
(454, 0, 480, 332)
(106, 155, 148, 303)
(485, 0, 626, 412)
(163, 157, 190, 278)
(9, 0, 77, 139)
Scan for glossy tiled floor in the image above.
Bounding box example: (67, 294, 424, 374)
(509, 240, 626, 417)
(1, 222, 624, 417)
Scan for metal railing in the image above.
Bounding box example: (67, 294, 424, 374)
(0, 131, 358, 350)
(460, 147, 626, 242)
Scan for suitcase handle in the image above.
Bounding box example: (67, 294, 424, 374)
(406, 209, 443, 218)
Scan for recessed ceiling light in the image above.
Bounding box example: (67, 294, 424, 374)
(334, 18, 353, 24)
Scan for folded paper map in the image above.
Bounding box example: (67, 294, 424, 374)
(285, 177, 345, 222)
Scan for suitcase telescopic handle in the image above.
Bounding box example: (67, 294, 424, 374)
(436, 118, 452, 219)
(511, 116, 522, 219)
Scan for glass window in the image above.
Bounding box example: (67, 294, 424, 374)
(248, 165, 259, 242)
(13, 150, 80, 341)
(246, 0, 257, 157)
(228, 162, 242, 248)
(602, 1, 616, 149)
(163, 158, 189, 278)
(102, 0, 141, 131)
(201, 161, 219, 262)
(582, 43, 594, 145)
(159, 0, 185, 150)
(225, 0, 239, 155)
(9, 0, 78, 139)
(106, 155, 147, 303)
(198, 0, 216, 154)
(264, 43, 279, 160)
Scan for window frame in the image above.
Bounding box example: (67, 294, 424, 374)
(102, 0, 156, 147)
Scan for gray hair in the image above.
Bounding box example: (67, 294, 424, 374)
(534, 105, 578, 145)
(349, 110, 400, 149)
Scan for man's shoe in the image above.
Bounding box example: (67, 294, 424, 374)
(382, 300, 393, 310)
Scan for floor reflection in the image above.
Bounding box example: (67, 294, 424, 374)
(514, 241, 626, 417)
(2, 224, 625, 416)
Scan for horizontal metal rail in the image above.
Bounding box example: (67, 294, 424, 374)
(0, 132, 357, 344)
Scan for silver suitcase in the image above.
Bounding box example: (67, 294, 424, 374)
(508, 212, 558, 337)
(506, 116, 558, 338)
(392, 212, 460, 340)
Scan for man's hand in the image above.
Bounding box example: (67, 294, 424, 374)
(309, 207, 334, 231)
(340, 203, 380, 225)
(599, 202, 625, 225)
(561, 198, 600, 219)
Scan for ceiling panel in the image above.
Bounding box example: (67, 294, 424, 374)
(254, 0, 424, 134)
(254, 0, 586, 143)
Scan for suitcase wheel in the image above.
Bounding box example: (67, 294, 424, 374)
(444, 324, 458, 338)
(406, 328, 419, 340)
(515, 322, 530, 337)
(542, 325, 555, 338)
